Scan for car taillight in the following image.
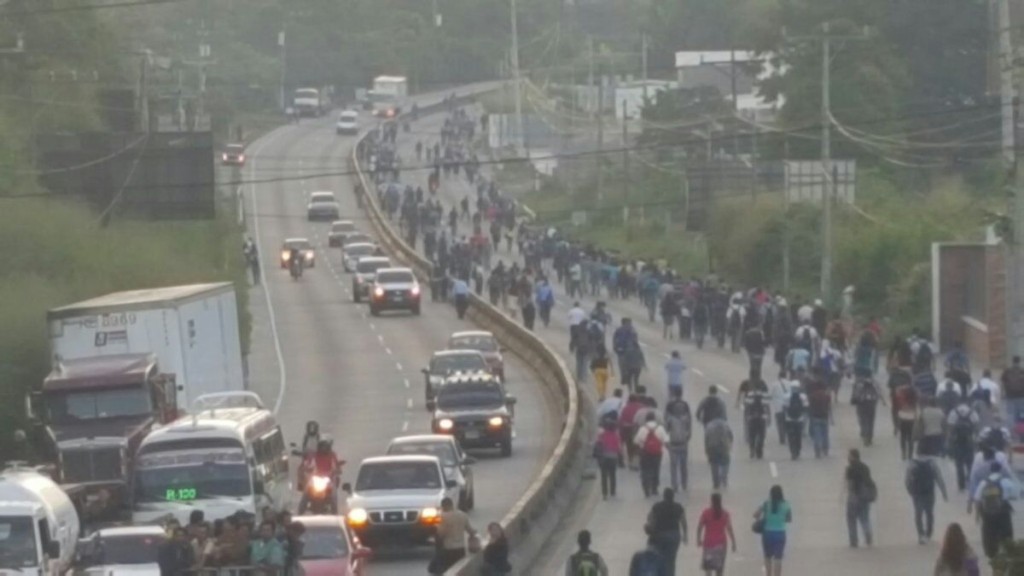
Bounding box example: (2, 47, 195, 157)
(238, 155, 245, 162)
(222, 154, 228, 161)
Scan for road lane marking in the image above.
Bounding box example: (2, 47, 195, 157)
(407, 398, 414, 409)
(377, 334, 384, 344)
(248, 128, 289, 415)
(402, 421, 409, 432)
(694, 368, 705, 377)
(385, 347, 393, 355)
(769, 461, 778, 478)
(404, 379, 411, 388)
(370, 323, 376, 331)
(396, 362, 403, 371)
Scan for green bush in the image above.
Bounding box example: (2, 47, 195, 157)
(0, 200, 249, 459)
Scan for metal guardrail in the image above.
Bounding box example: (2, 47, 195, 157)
(350, 87, 589, 576)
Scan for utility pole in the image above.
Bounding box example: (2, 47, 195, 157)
(786, 22, 868, 302)
(278, 22, 287, 111)
(622, 99, 630, 228)
(641, 33, 648, 103)
(596, 83, 604, 205)
(998, 0, 1015, 168)
(509, 0, 525, 155)
(1001, 0, 1023, 364)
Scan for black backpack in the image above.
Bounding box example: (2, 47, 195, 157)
(786, 393, 805, 420)
(910, 459, 935, 496)
(914, 342, 934, 373)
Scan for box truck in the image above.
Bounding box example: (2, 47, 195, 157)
(369, 75, 408, 118)
(0, 465, 80, 575)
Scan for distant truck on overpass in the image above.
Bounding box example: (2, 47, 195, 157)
(367, 75, 408, 118)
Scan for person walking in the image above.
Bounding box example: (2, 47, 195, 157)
(933, 523, 980, 576)
(590, 350, 613, 400)
(565, 530, 609, 576)
(696, 385, 727, 427)
(946, 399, 980, 492)
(769, 370, 793, 445)
(697, 493, 736, 576)
(916, 397, 947, 457)
(743, 380, 771, 459)
(613, 318, 639, 386)
(634, 413, 670, 498)
(841, 449, 876, 548)
(783, 380, 808, 459)
(661, 292, 680, 340)
(628, 535, 666, 576)
(753, 485, 791, 576)
(704, 417, 733, 490)
(481, 522, 512, 575)
(807, 379, 833, 458)
(1001, 355, 1024, 424)
(906, 454, 949, 544)
(743, 323, 767, 380)
(664, 351, 686, 399)
(895, 380, 919, 459)
(664, 390, 692, 494)
(429, 497, 476, 574)
(594, 420, 622, 500)
(646, 488, 688, 576)
(970, 461, 1018, 560)
(850, 377, 884, 446)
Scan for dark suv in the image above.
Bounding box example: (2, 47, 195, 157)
(426, 373, 516, 457)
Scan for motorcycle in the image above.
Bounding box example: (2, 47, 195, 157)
(290, 257, 304, 280)
(299, 473, 337, 514)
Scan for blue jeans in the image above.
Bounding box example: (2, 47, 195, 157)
(653, 531, 681, 576)
(845, 499, 872, 547)
(912, 492, 935, 539)
(708, 452, 730, 489)
(1006, 398, 1024, 425)
(809, 418, 829, 458)
(667, 444, 688, 492)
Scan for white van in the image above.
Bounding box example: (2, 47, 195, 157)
(130, 392, 290, 525)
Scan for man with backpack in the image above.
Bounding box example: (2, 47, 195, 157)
(905, 455, 948, 544)
(620, 391, 647, 470)
(704, 416, 733, 490)
(851, 378, 884, 446)
(793, 320, 820, 360)
(1001, 356, 1024, 425)
(628, 534, 667, 576)
(634, 412, 670, 498)
(744, 383, 771, 459)
(646, 488, 688, 576)
(971, 462, 1018, 559)
(743, 323, 767, 380)
(946, 400, 980, 491)
(696, 385, 727, 427)
(613, 318, 639, 387)
(784, 381, 808, 460)
(565, 530, 609, 576)
(664, 390, 692, 493)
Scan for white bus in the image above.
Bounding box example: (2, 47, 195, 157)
(369, 75, 408, 118)
(130, 392, 291, 525)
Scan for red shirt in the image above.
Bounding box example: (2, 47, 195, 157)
(699, 508, 731, 549)
(313, 453, 338, 476)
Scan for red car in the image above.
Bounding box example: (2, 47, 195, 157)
(295, 515, 372, 576)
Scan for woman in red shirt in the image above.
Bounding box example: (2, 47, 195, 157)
(696, 493, 736, 576)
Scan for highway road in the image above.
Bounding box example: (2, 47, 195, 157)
(236, 93, 559, 575)
(388, 109, 984, 575)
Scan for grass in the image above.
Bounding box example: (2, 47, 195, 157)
(0, 199, 250, 458)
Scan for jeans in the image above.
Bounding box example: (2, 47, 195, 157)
(809, 418, 829, 458)
(1005, 397, 1024, 425)
(666, 444, 688, 492)
(951, 444, 973, 491)
(786, 421, 803, 459)
(856, 403, 876, 445)
(653, 531, 682, 576)
(708, 452, 730, 489)
(575, 352, 589, 383)
(845, 499, 873, 547)
(912, 492, 935, 539)
(639, 452, 662, 497)
(748, 353, 764, 380)
(598, 456, 617, 497)
(775, 412, 787, 444)
(898, 419, 915, 459)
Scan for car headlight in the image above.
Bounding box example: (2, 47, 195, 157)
(305, 252, 313, 260)
(420, 506, 440, 525)
(488, 416, 505, 428)
(347, 508, 369, 526)
(374, 287, 385, 298)
(410, 285, 421, 297)
(281, 251, 289, 261)
(437, 418, 454, 431)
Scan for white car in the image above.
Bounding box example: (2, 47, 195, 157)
(343, 455, 459, 548)
(343, 242, 379, 272)
(386, 435, 475, 511)
(336, 110, 359, 135)
(75, 525, 166, 575)
(352, 256, 392, 302)
(307, 191, 341, 221)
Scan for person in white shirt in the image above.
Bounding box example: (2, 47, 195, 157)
(972, 370, 1002, 408)
(568, 302, 587, 351)
(797, 302, 814, 324)
(596, 388, 625, 423)
(767, 371, 794, 445)
(633, 412, 671, 498)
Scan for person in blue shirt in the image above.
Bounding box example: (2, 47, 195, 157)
(250, 521, 285, 571)
(665, 351, 686, 398)
(452, 277, 470, 319)
(535, 278, 555, 327)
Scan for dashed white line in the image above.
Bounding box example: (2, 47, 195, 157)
(377, 335, 384, 344)
(385, 347, 393, 355)
(396, 362, 403, 371)
(406, 398, 414, 409)
(694, 368, 705, 377)
(404, 379, 411, 388)
(402, 421, 410, 432)
(370, 323, 377, 331)
(769, 461, 779, 478)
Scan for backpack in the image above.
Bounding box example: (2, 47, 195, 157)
(914, 342, 934, 373)
(798, 327, 813, 351)
(978, 479, 1006, 518)
(630, 549, 662, 576)
(786, 393, 805, 421)
(910, 460, 935, 496)
(937, 387, 962, 414)
(665, 407, 692, 445)
(951, 410, 975, 447)
(746, 393, 767, 421)
(613, 328, 631, 354)
(700, 396, 725, 424)
(642, 427, 664, 456)
(854, 381, 879, 405)
(571, 551, 601, 576)
(984, 428, 1008, 452)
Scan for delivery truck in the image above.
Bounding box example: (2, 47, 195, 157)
(46, 282, 244, 410)
(369, 75, 408, 118)
(0, 465, 80, 575)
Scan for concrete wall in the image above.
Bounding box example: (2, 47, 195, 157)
(933, 242, 1007, 370)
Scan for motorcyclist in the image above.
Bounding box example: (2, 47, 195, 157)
(289, 247, 304, 276)
(301, 421, 320, 454)
(312, 437, 341, 483)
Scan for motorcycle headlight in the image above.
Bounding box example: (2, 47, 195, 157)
(437, 418, 454, 431)
(488, 416, 504, 428)
(347, 508, 369, 526)
(310, 475, 330, 494)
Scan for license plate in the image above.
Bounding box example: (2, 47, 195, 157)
(390, 294, 403, 301)
(464, 430, 480, 440)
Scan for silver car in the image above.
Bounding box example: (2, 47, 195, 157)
(307, 191, 341, 221)
(352, 256, 391, 302)
(368, 267, 421, 316)
(343, 243, 378, 272)
(385, 435, 475, 511)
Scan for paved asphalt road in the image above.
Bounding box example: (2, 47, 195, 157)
(236, 91, 559, 576)
(388, 109, 989, 575)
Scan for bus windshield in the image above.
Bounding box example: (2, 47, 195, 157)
(0, 516, 38, 569)
(45, 386, 151, 424)
(133, 449, 251, 503)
